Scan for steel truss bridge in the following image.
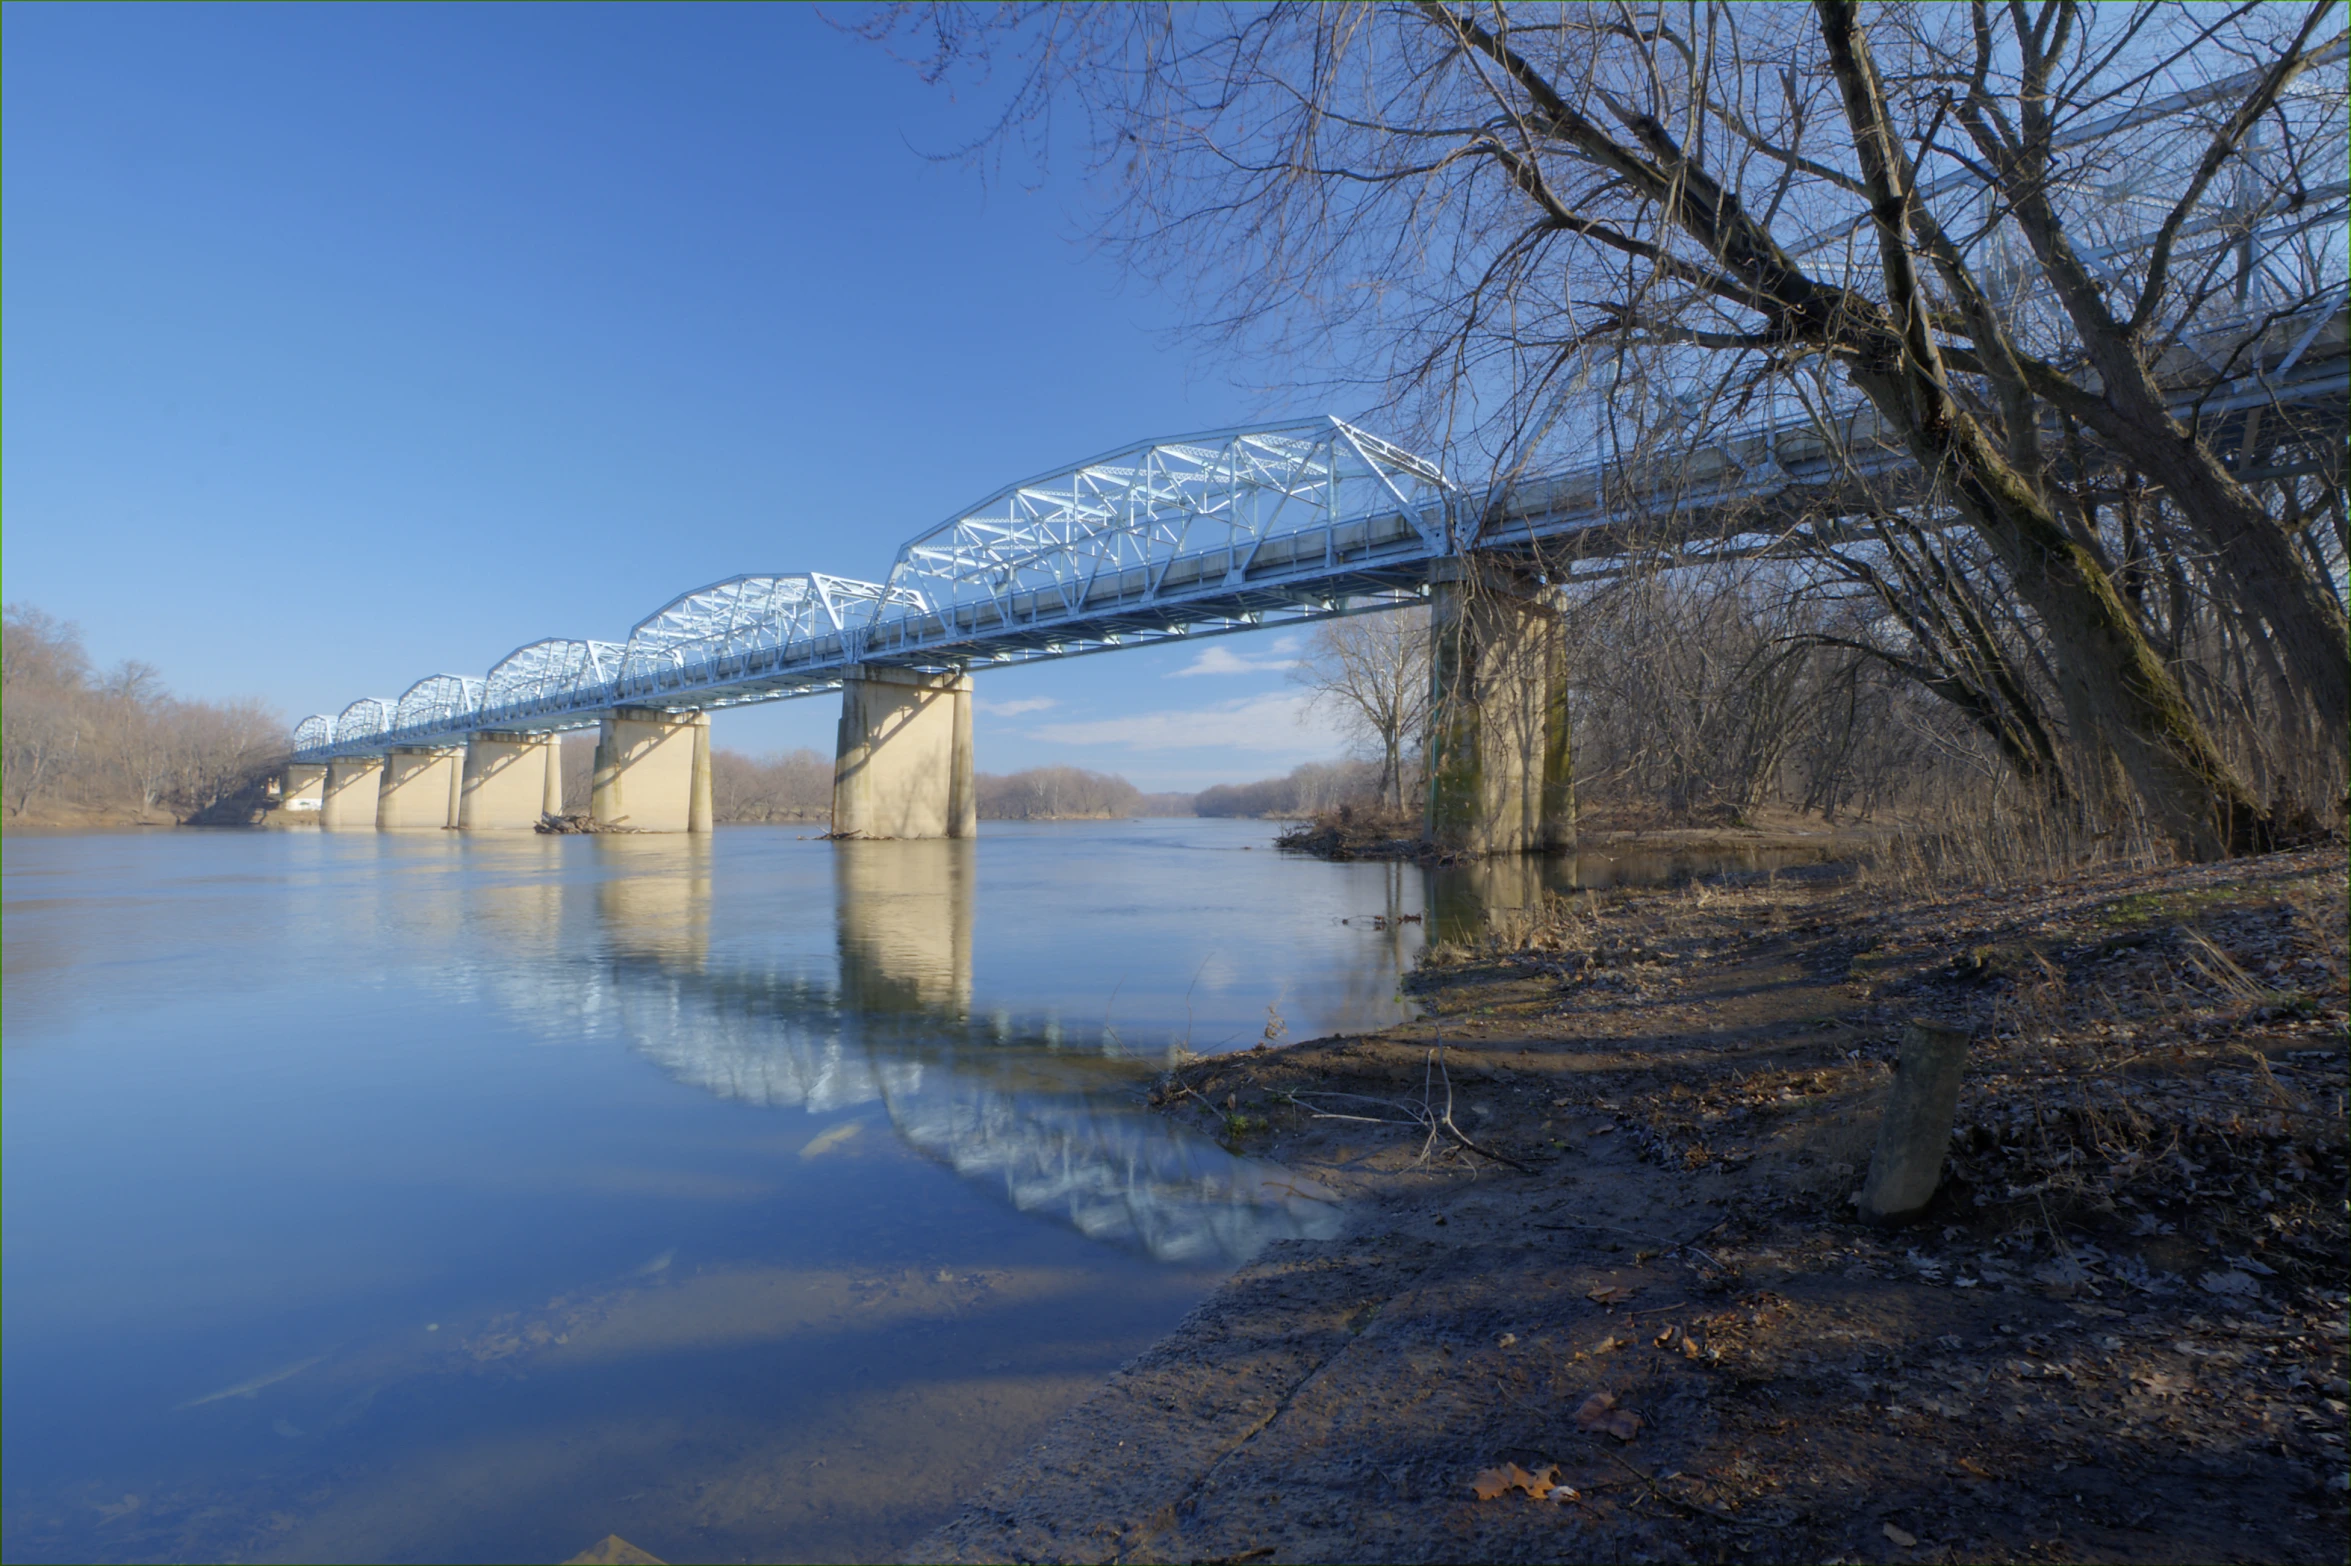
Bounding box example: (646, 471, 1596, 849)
(290, 289, 2346, 764)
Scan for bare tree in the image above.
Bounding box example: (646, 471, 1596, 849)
(3, 604, 283, 821)
(4, 605, 90, 817)
(858, 1, 2347, 856)
(1291, 607, 1431, 808)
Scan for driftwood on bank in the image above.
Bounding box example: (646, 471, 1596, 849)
(534, 812, 641, 835)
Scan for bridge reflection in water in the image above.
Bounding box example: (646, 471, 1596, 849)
(490, 836, 1345, 1265)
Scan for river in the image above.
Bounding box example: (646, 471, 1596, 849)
(0, 819, 1822, 1564)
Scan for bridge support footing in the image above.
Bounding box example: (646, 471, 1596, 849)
(321, 757, 385, 830)
(460, 732, 561, 830)
(590, 709, 711, 833)
(831, 668, 975, 841)
(379, 746, 463, 830)
(1425, 558, 1576, 857)
(273, 762, 328, 823)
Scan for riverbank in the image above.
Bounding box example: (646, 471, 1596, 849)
(1273, 801, 1885, 863)
(915, 846, 2349, 1564)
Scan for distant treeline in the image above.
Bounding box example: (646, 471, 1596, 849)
(3, 604, 285, 824)
(702, 747, 1195, 822)
(1193, 758, 1387, 818)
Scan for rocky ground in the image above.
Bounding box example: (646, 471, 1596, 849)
(915, 846, 2349, 1564)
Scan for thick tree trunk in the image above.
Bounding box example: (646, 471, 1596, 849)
(1857, 368, 2265, 857)
(1820, 1, 2266, 860)
(2034, 332, 2350, 746)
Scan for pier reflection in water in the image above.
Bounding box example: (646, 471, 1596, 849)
(557, 834, 1347, 1263)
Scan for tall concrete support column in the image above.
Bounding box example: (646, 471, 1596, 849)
(589, 708, 710, 833)
(320, 757, 385, 830)
(459, 732, 560, 831)
(276, 762, 328, 820)
(831, 667, 976, 840)
(378, 746, 463, 830)
(544, 735, 565, 818)
(1424, 558, 1577, 857)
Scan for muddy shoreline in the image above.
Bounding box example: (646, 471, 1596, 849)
(914, 847, 2349, 1564)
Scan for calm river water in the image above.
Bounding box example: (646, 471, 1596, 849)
(1, 819, 1820, 1564)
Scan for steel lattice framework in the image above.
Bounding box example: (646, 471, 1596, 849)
(294, 415, 1466, 756)
(280, 44, 2351, 762)
(289, 294, 2346, 762)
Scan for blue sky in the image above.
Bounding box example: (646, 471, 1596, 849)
(1, 3, 1354, 790)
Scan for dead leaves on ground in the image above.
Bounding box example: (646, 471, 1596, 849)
(1574, 1390, 1643, 1441)
(1470, 1392, 1642, 1505)
(1471, 1462, 1563, 1501)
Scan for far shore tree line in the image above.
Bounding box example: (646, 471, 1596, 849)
(2, 604, 285, 824)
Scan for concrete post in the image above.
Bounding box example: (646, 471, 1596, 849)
(1857, 1021, 1973, 1224)
(543, 735, 565, 818)
(1424, 558, 1577, 856)
(378, 746, 463, 830)
(320, 757, 385, 830)
(831, 667, 976, 840)
(690, 713, 714, 835)
(589, 708, 708, 833)
(275, 762, 328, 821)
(459, 732, 560, 831)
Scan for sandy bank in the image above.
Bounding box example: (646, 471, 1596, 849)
(915, 847, 2348, 1564)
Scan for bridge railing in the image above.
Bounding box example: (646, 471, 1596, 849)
(290, 290, 2347, 761)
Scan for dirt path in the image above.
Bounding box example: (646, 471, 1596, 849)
(915, 848, 2348, 1564)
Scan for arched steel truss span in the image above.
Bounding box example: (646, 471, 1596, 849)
(291, 294, 2349, 762)
(294, 415, 1460, 758)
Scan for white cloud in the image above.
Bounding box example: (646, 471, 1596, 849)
(1028, 692, 1348, 752)
(978, 696, 1058, 716)
(1168, 641, 1300, 678)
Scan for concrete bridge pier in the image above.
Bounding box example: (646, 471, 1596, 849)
(276, 762, 328, 819)
(1424, 558, 1577, 857)
(590, 708, 712, 833)
(459, 732, 561, 831)
(320, 757, 386, 830)
(831, 667, 975, 841)
(378, 746, 464, 830)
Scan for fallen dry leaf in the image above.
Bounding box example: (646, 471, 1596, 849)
(1470, 1462, 1560, 1501)
(1883, 1522, 1919, 1548)
(1573, 1391, 1643, 1442)
(1588, 1284, 1635, 1305)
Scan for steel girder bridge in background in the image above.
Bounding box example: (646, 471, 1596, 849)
(291, 290, 2347, 764)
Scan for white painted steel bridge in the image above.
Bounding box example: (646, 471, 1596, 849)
(292, 300, 2347, 769)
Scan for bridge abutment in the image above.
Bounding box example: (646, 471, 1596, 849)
(274, 762, 328, 822)
(378, 746, 463, 830)
(590, 709, 711, 833)
(831, 668, 975, 841)
(1424, 558, 1576, 857)
(459, 732, 561, 830)
(320, 757, 385, 830)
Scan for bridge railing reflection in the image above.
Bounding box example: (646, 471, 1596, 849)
(482, 840, 1341, 1264)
